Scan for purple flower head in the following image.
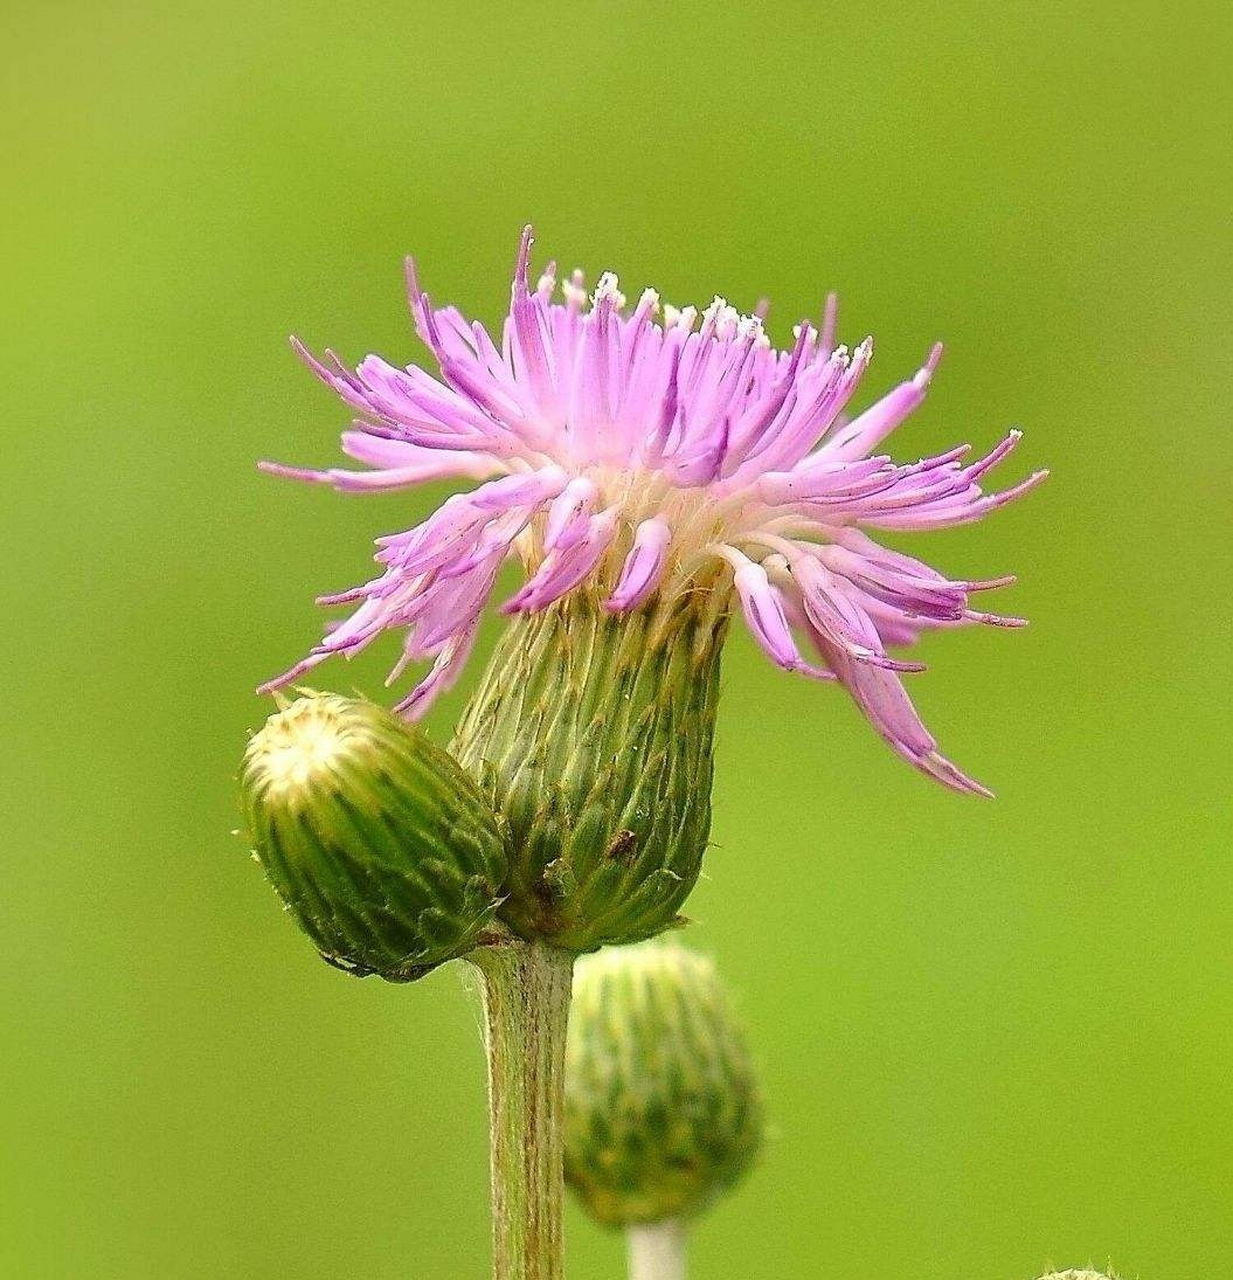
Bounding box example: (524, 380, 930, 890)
(262, 227, 1045, 795)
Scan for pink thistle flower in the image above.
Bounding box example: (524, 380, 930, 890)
(261, 227, 1045, 796)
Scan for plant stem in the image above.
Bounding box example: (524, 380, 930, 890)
(626, 1220, 687, 1280)
(471, 939, 575, 1280)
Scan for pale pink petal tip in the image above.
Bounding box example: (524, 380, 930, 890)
(819, 291, 839, 355)
(258, 459, 327, 483)
(403, 255, 422, 305)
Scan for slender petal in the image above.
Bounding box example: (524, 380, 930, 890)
(607, 519, 672, 612)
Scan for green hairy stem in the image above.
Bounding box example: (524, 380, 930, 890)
(452, 588, 727, 952)
(470, 940, 575, 1280)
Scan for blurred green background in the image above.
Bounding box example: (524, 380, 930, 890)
(3, 2, 1229, 1277)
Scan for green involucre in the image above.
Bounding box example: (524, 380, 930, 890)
(241, 691, 507, 981)
(563, 938, 763, 1227)
(451, 589, 726, 952)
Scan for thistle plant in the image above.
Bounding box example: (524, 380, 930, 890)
(564, 940, 762, 1279)
(243, 227, 1043, 1277)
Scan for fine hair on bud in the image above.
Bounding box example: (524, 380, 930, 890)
(241, 691, 508, 981)
(564, 938, 763, 1227)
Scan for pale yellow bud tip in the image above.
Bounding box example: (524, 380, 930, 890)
(246, 693, 354, 799)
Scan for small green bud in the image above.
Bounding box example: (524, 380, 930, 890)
(451, 588, 726, 951)
(563, 939, 763, 1227)
(241, 691, 508, 981)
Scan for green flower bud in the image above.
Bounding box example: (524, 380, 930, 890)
(563, 939, 762, 1227)
(241, 691, 508, 981)
(451, 588, 726, 952)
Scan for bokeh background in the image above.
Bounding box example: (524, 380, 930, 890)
(3, 2, 1229, 1277)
